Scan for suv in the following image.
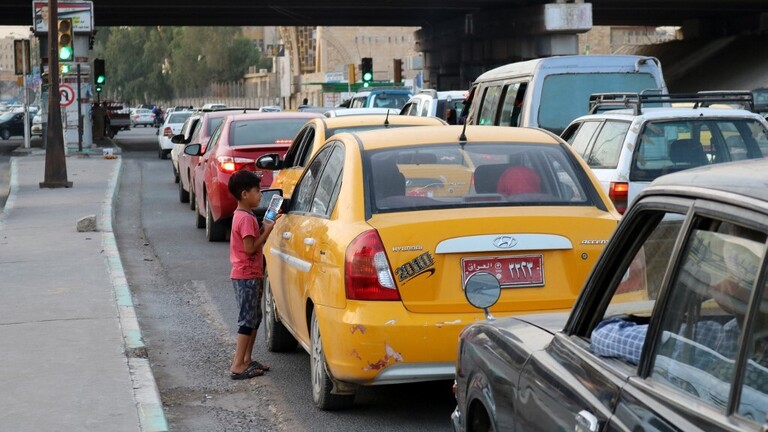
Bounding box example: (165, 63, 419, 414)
(561, 92, 768, 213)
(348, 88, 412, 110)
(400, 90, 466, 124)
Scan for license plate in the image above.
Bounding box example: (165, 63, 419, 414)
(462, 255, 544, 288)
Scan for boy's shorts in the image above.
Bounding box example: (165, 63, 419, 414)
(232, 278, 264, 330)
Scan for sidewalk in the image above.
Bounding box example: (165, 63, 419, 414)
(0, 153, 167, 431)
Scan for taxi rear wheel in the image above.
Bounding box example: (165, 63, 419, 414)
(311, 309, 354, 410)
(263, 272, 298, 352)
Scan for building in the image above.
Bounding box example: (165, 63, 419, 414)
(579, 26, 678, 55)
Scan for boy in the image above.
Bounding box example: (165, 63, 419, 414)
(227, 170, 276, 380)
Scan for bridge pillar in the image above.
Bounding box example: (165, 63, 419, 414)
(416, 1, 592, 90)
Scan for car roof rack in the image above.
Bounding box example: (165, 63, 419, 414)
(588, 90, 755, 115)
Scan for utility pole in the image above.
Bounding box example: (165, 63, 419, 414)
(40, 0, 72, 188)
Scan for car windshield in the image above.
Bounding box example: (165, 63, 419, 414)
(538, 73, 658, 134)
(230, 119, 309, 146)
(0, 113, 14, 121)
(370, 93, 411, 109)
(631, 118, 768, 181)
(366, 142, 594, 214)
(168, 112, 192, 124)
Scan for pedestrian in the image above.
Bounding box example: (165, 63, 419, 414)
(227, 170, 277, 380)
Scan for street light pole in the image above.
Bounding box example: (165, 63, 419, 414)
(22, 38, 30, 150)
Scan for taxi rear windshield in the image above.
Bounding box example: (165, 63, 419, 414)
(230, 119, 309, 146)
(366, 143, 600, 213)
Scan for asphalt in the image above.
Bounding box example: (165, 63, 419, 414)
(0, 143, 168, 431)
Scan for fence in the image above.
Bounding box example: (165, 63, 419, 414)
(157, 80, 280, 110)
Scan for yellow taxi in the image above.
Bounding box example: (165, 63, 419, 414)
(256, 114, 446, 198)
(262, 125, 620, 410)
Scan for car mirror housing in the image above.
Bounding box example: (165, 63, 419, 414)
(256, 153, 283, 170)
(464, 271, 501, 320)
(184, 143, 202, 156)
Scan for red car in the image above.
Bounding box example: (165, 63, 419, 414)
(178, 109, 247, 212)
(186, 111, 322, 241)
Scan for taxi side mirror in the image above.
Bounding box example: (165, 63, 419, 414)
(257, 153, 283, 170)
(464, 272, 501, 320)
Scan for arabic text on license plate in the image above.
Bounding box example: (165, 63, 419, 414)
(462, 255, 544, 288)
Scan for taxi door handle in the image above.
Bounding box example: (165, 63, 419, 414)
(304, 238, 315, 246)
(282, 232, 292, 239)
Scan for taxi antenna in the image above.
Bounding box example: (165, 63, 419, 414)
(384, 110, 390, 127)
(459, 120, 468, 142)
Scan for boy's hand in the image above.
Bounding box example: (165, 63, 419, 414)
(261, 218, 275, 233)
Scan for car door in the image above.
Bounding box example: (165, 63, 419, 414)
(288, 144, 344, 340)
(609, 206, 768, 431)
(12, 113, 24, 135)
(516, 199, 691, 431)
(271, 145, 334, 341)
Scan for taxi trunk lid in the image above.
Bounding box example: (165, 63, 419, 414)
(369, 206, 617, 314)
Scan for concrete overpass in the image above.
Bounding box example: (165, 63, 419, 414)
(2, 1, 767, 91)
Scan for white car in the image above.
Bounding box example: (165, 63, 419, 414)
(400, 90, 466, 124)
(561, 92, 768, 213)
(170, 114, 201, 183)
(131, 108, 155, 127)
(157, 110, 193, 160)
(31, 113, 42, 136)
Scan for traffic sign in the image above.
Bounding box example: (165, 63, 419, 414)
(59, 84, 75, 107)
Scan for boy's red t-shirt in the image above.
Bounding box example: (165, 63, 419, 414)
(230, 209, 264, 279)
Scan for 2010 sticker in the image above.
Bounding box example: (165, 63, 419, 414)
(395, 251, 435, 283)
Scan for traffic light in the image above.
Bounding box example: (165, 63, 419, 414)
(58, 18, 74, 62)
(94, 58, 106, 85)
(393, 58, 403, 84)
(348, 63, 356, 84)
(361, 57, 373, 87)
(60, 63, 71, 75)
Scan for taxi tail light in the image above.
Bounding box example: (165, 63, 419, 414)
(345, 230, 400, 301)
(163, 127, 173, 137)
(609, 181, 629, 214)
(216, 156, 255, 174)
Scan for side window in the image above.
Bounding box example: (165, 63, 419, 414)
(292, 146, 333, 213)
(310, 146, 344, 216)
(419, 101, 431, 117)
(569, 121, 601, 157)
(498, 83, 524, 127)
(738, 276, 768, 422)
(746, 121, 768, 156)
(718, 122, 750, 161)
(205, 123, 224, 154)
(477, 85, 502, 126)
(189, 120, 202, 143)
(585, 121, 630, 169)
(590, 210, 686, 365)
(283, 128, 308, 167)
(296, 128, 317, 167)
(401, 102, 416, 116)
(650, 221, 766, 413)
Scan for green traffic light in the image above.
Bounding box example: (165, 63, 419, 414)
(59, 46, 73, 61)
(363, 72, 373, 82)
(95, 85, 102, 93)
(363, 82, 370, 88)
(96, 75, 105, 84)
(61, 64, 71, 74)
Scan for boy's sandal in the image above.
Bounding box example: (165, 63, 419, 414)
(230, 365, 264, 380)
(249, 360, 270, 371)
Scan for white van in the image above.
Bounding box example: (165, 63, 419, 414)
(462, 55, 667, 134)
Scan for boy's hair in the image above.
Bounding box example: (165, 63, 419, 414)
(228, 170, 261, 200)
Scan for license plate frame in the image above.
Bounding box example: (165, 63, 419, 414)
(462, 255, 544, 288)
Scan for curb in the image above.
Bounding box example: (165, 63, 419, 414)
(101, 158, 169, 432)
(0, 157, 19, 227)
